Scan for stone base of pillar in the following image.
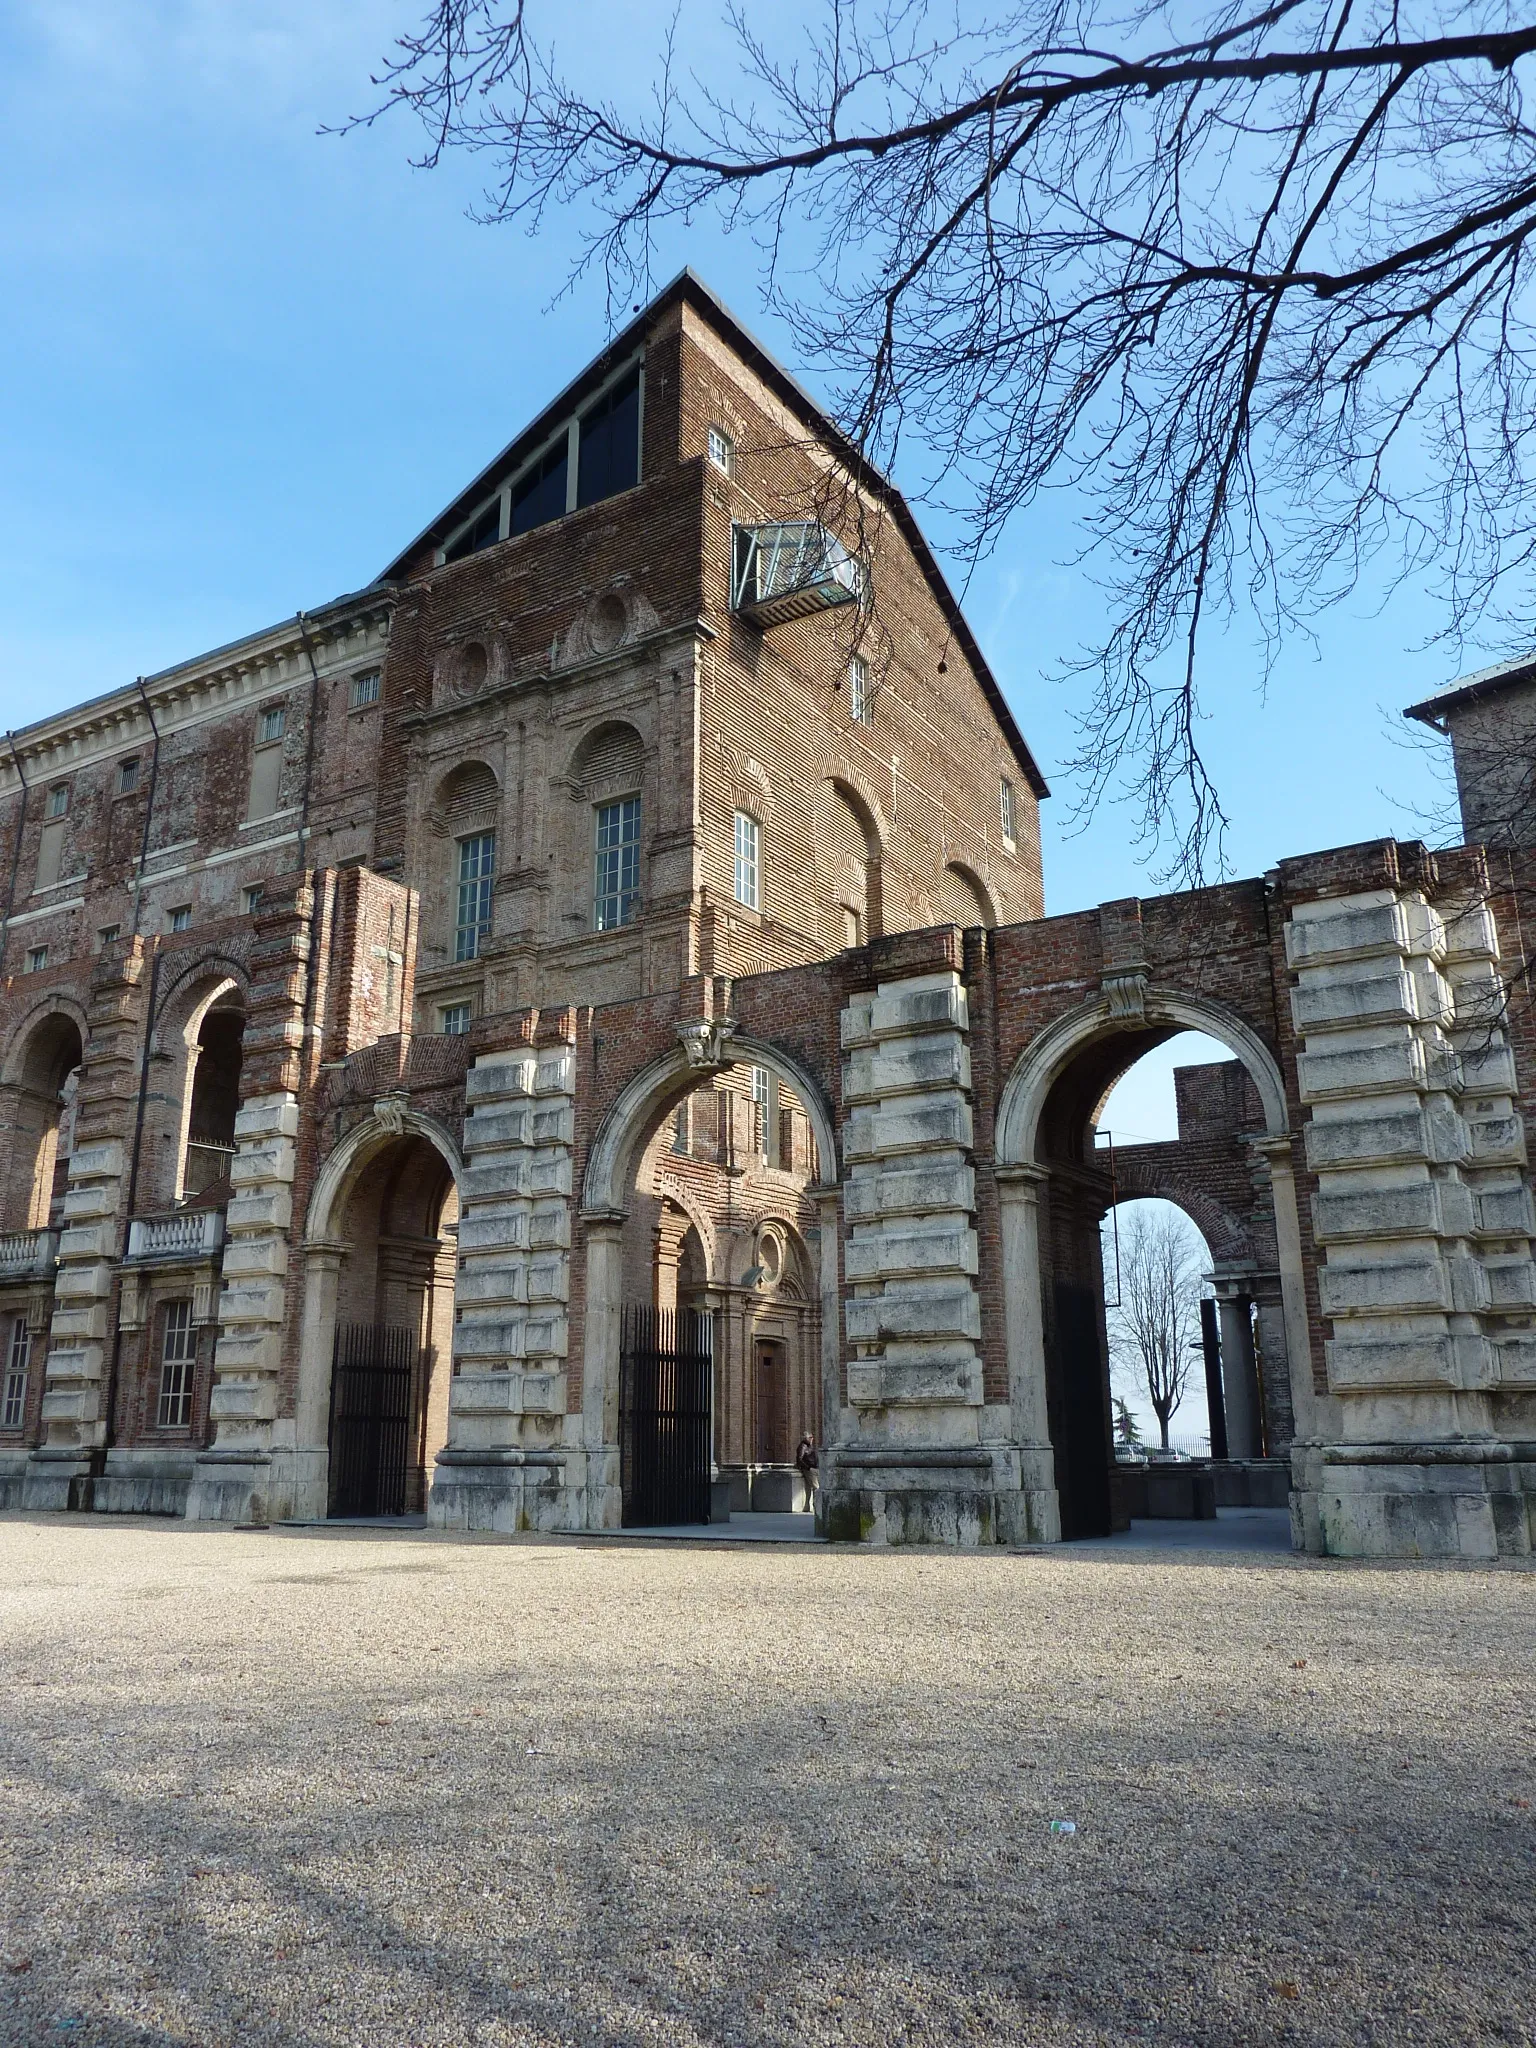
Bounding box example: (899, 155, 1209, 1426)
(0, 1448, 29, 1511)
(1292, 1442, 1536, 1558)
(20, 1449, 97, 1513)
(427, 1447, 620, 1534)
(820, 1446, 1059, 1546)
(89, 1448, 196, 1517)
(184, 1451, 272, 1526)
(264, 1448, 330, 1525)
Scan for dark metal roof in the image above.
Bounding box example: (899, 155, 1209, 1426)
(378, 268, 1050, 799)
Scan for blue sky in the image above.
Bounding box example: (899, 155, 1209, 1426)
(0, 0, 1474, 928)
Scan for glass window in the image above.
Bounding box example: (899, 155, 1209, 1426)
(258, 706, 286, 745)
(45, 784, 69, 819)
(849, 655, 872, 724)
(243, 885, 264, 914)
(444, 499, 502, 563)
(454, 833, 496, 963)
(1000, 776, 1016, 844)
(169, 905, 192, 933)
(578, 367, 641, 509)
(97, 924, 120, 950)
(752, 1066, 771, 1157)
(2, 1316, 30, 1431)
(117, 758, 139, 794)
(350, 671, 380, 709)
(672, 1100, 690, 1155)
(158, 1300, 195, 1430)
(510, 441, 569, 536)
(594, 797, 642, 930)
(733, 810, 760, 910)
(26, 947, 46, 973)
(707, 426, 734, 474)
(439, 1002, 472, 1036)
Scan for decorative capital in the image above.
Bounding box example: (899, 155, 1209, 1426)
(677, 1016, 738, 1070)
(372, 1092, 409, 1137)
(1102, 967, 1149, 1022)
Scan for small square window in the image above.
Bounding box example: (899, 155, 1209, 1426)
(257, 706, 286, 745)
(117, 758, 140, 794)
(169, 905, 192, 933)
(1000, 776, 1017, 846)
(848, 655, 872, 725)
(733, 810, 760, 911)
(98, 924, 120, 950)
(26, 946, 47, 973)
(350, 671, 380, 709)
(45, 784, 69, 819)
(243, 885, 264, 915)
(707, 427, 735, 475)
(439, 1002, 472, 1036)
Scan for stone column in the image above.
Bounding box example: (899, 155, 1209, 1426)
(995, 1163, 1061, 1541)
(429, 1029, 577, 1532)
(813, 1188, 843, 1466)
(1215, 1287, 1262, 1459)
(1249, 1273, 1296, 1452)
(579, 1213, 624, 1529)
(283, 1238, 346, 1522)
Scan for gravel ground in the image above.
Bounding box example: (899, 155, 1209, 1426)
(0, 1517, 1532, 2048)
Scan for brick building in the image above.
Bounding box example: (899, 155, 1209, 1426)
(2, 274, 1534, 1558)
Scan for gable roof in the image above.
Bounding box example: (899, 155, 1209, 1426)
(379, 268, 1049, 799)
(1404, 650, 1536, 728)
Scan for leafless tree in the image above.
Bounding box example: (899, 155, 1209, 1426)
(350, 2, 1536, 879)
(1106, 1204, 1205, 1448)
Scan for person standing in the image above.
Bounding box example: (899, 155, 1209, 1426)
(795, 1432, 818, 1513)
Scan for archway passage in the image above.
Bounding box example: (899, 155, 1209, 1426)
(998, 1003, 1299, 1541)
(3, 1011, 84, 1233)
(324, 1132, 459, 1517)
(181, 996, 244, 1203)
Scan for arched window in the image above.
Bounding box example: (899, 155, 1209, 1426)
(433, 762, 500, 964)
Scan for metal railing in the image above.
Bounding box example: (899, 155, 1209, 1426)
(126, 1210, 226, 1262)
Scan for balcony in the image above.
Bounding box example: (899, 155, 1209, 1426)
(731, 522, 863, 626)
(126, 1210, 226, 1263)
(0, 1228, 59, 1281)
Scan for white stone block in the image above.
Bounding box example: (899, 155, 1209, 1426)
(463, 1155, 531, 1200)
(1296, 1031, 1427, 1102)
(234, 1096, 300, 1140)
(870, 977, 968, 1040)
(1314, 1180, 1441, 1241)
(208, 1377, 278, 1423)
(1291, 969, 1418, 1032)
(844, 1225, 978, 1283)
(846, 1351, 983, 1408)
(842, 1159, 974, 1222)
(66, 1140, 125, 1182)
(464, 1105, 530, 1149)
(454, 1263, 530, 1307)
(226, 1188, 293, 1232)
(466, 1056, 537, 1102)
(529, 1199, 572, 1249)
(845, 1284, 982, 1345)
(1319, 1255, 1449, 1315)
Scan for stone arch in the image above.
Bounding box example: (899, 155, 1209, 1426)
(992, 986, 1312, 1543)
(291, 1105, 467, 1521)
(0, 1001, 86, 1234)
(1106, 1163, 1253, 1267)
(582, 1036, 837, 1218)
(137, 968, 247, 1213)
(566, 719, 646, 800)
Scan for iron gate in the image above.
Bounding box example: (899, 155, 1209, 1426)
(619, 1305, 713, 1527)
(328, 1322, 419, 1518)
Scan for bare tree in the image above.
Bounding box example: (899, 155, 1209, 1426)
(351, 2, 1536, 878)
(1106, 1204, 1205, 1449)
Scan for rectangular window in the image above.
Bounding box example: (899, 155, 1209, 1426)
(350, 670, 380, 709)
(169, 905, 191, 933)
(454, 833, 496, 963)
(157, 1300, 196, 1431)
(117, 758, 140, 794)
(2, 1317, 30, 1431)
(243, 885, 264, 915)
(45, 784, 69, 819)
(510, 440, 569, 536)
(672, 1099, 691, 1155)
(843, 906, 863, 948)
(594, 797, 642, 931)
(848, 655, 872, 724)
(439, 1002, 472, 1036)
(1000, 776, 1017, 845)
(707, 426, 734, 475)
(98, 924, 120, 950)
(258, 705, 286, 744)
(247, 740, 283, 820)
(35, 816, 65, 889)
(26, 946, 46, 973)
(577, 366, 641, 509)
(733, 810, 760, 911)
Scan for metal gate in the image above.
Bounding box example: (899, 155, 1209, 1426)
(619, 1305, 713, 1527)
(328, 1323, 419, 1518)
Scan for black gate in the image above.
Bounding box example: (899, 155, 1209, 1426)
(1051, 1282, 1114, 1540)
(328, 1323, 418, 1518)
(619, 1305, 713, 1527)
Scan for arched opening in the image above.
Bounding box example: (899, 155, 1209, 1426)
(180, 993, 244, 1203)
(996, 996, 1308, 1543)
(583, 1040, 837, 1527)
(298, 1116, 463, 1521)
(2, 1010, 84, 1235)
(820, 779, 883, 947)
(569, 721, 646, 934)
(427, 761, 500, 975)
